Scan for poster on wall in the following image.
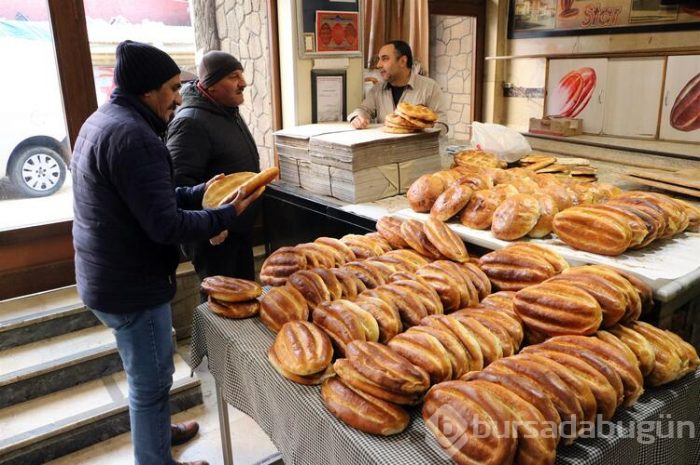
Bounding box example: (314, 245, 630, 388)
(509, 0, 700, 38)
(315, 10, 360, 53)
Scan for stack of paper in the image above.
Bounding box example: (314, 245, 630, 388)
(274, 123, 354, 186)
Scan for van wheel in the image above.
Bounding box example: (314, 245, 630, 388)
(9, 146, 67, 197)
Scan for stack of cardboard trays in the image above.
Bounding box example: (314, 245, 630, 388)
(307, 127, 441, 203)
(274, 123, 354, 187)
(275, 124, 441, 203)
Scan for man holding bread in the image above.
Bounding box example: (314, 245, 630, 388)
(71, 41, 263, 465)
(167, 51, 261, 282)
(348, 40, 447, 131)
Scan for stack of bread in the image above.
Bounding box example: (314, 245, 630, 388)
(201, 276, 262, 319)
(382, 102, 438, 134)
(267, 320, 335, 385)
(424, 328, 698, 465)
(518, 153, 598, 181)
(553, 190, 700, 256)
(405, 157, 700, 253)
(479, 243, 570, 291)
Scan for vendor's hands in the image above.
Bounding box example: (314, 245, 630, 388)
(206, 173, 225, 190)
(209, 229, 228, 245)
(225, 185, 265, 216)
(351, 116, 369, 129)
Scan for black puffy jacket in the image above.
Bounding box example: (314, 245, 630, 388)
(71, 89, 238, 313)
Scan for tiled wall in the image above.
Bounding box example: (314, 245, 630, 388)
(430, 15, 476, 142)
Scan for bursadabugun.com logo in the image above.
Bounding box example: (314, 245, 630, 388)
(425, 405, 696, 459)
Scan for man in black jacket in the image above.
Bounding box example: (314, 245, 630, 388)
(167, 51, 260, 282)
(72, 41, 261, 465)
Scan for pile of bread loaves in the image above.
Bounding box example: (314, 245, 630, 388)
(250, 217, 699, 460)
(200, 276, 262, 318)
(383, 102, 438, 134)
(406, 149, 700, 255)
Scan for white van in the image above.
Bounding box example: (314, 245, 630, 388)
(0, 21, 70, 197)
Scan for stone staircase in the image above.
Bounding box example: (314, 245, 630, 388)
(0, 285, 203, 465)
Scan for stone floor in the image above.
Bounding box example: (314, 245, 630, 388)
(44, 339, 282, 465)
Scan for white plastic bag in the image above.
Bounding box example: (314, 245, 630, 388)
(471, 122, 531, 163)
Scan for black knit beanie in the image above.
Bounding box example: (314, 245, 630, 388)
(198, 51, 244, 89)
(114, 40, 181, 95)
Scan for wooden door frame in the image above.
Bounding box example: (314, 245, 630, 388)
(428, 0, 485, 123)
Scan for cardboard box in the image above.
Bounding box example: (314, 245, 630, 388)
(529, 117, 582, 137)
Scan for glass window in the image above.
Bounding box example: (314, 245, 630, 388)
(0, 1, 196, 231)
(0, 2, 72, 230)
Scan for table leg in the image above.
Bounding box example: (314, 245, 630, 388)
(216, 382, 234, 465)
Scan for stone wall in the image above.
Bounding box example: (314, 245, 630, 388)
(192, 0, 275, 169)
(429, 15, 476, 142)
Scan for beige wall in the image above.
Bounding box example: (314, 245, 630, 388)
(484, 0, 700, 131)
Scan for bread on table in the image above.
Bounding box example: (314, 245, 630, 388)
(286, 269, 331, 310)
(321, 377, 409, 436)
(388, 329, 454, 384)
(400, 219, 443, 259)
(314, 236, 357, 264)
(267, 346, 334, 386)
(423, 217, 469, 263)
(506, 243, 569, 274)
(259, 285, 309, 333)
(342, 261, 386, 289)
(513, 281, 603, 336)
(422, 380, 518, 465)
(271, 320, 333, 376)
(200, 276, 262, 302)
(528, 192, 559, 238)
(421, 315, 485, 372)
(294, 242, 334, 269)
(430, 184, 473, 222)
(459, 189, 503, 230)
(375, 216, 409, 249)
(552, 206, 633, 256)
(627, 321, 685, 386)
(333, 358, 424, 405)
(329, 267, 367, 301)
(407, 174, 446, 212)
(479, 246, 558, 291)
(452, 315, 504, 367)
(354, 295, 402, 343)
(478, 291, 517, 318)
(312, 300, 369, 356)
(410, 325, 470, 379)
(388, 279, 444, 316)
(207, 296, 260, 319)
(453, 307, 524, 351)
(491, 193, 542, 241)
(606, 325, 656, 377)
(260, 246, 307, 287)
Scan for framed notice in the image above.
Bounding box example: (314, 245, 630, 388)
(311, 69, 347, 123)
(508, 0, 700, 38)
(315, 11, 360, 53)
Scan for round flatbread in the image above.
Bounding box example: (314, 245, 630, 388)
(385, 112, 419, 129)
(396, 102, 438, 122)
(394, 108, 435, 128)
(202, 172, 256, 208)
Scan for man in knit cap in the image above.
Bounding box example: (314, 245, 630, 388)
(71, 41, 262, 465)
(167, 51, 261, 285)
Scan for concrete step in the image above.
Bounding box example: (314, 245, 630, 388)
(0, 286, 97, 350)
(0, 354, 202, 465)
(0, 325, 122, 409)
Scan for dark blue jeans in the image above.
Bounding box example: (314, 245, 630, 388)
(92, 303, 176, 465)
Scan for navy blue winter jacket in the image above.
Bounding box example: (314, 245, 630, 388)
(71, 89, 238, 313)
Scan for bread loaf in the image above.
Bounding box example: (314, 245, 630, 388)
(259, 285, 309, 333)
(528, 193, 558, 238)
(312, 300, 368, 356)
(388, 330, 454, 384)
(376, 249, 429, 272)
(407, 174, 446, 212)
(267, 346, 334, 385)
(200, 276, 262, 302)
(479, 247, 557, 291)
(367, 284, 429, 328)
(513, 281, 602, 336)
(342, 261, 386, 289)
(271, 320, 333, 376)
(452, 315, 504, 366)
(329, 267, 367, 300)
(627, 321, 685, 386)
(287, 270, 331, 309)
(314, 237, 357, 264)
(506, 243, 569, 274)
(541, 335, 644, 406)
(345, 340, 431, 396)
(354, 295, 402, 343)
(423, 217, 469, 263)
(606, 325, 656, 377)
(411, 325, 470, 379)
(294, 243, 334, 268)
(453, 307, 524, 352)
(260, 247, 307, 286)
(400, 219, 443, 259)
(422, 381, 518, 465)
(588, 204, 649, 249)
(341, 234, 383, 259)
(459, 189, 503, 230)
(478, 291, 517, 318)
(421, 315, 485, 372)
(207, 297, 260, 319)
(552, 206, 633, 256)
(375, 216, 409, 249)
(430, 183, 473, 222)
(321, 377, 409, 436)
(491, 193, 541, 240)
(519, 346, 620, 420)
(547, 273, 627, 328)
(389, 279, 444, 316)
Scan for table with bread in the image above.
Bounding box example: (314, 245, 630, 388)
(191, 202, 700, 464)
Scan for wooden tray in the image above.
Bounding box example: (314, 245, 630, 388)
(621, 174, 700, 199)
(624, 168, 700, 190)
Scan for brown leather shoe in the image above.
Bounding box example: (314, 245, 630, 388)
(171, 420, 200, 446)
(174, 461, 209, 465)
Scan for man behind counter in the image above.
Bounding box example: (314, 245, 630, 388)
(348, 40, 447, 130)
(167, 51, 261, 282)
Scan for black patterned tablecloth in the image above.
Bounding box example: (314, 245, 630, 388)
(189, 304, 700, 465)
